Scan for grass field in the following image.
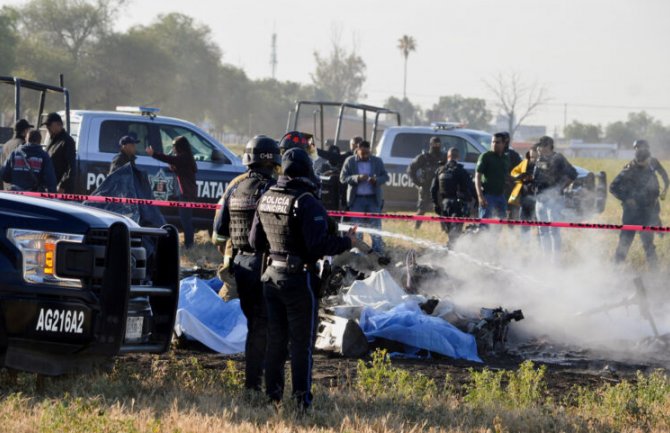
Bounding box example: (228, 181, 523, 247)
(103, 157, 669, 433)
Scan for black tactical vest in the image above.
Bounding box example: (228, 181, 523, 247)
(437, 162, 459, 199)
(257, 187, 311, 258)
(228, 173, 272, 252)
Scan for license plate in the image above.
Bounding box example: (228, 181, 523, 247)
(125, 316, 144, 341)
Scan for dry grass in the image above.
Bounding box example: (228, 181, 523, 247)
(0, 352, 667, 433)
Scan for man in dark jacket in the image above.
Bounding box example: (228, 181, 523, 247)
(532, 136, 578, 260)
(109, 135, 139, 174)
(610, 147, 661, 268)
(44, 112, 77, 193)
(431, 147, 474, 246)
(250, 147, 355, 410)
(1, 119, 34, 190)
(408, 136, 445, 229)
(215, 136, 281, 391)
(2, 130, 56, 193)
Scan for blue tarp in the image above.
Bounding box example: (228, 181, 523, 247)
(174, 277, 247, 354)
(360, 302, 482, 363)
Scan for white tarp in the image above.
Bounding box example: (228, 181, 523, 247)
(174, 277, 247, 354)
(342, 270, 425, 310)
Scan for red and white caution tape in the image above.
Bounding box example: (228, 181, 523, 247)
(4, 190, 668, 233)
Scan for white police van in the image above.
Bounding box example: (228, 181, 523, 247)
(67, 106, 245, 231)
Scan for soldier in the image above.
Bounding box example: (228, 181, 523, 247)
(250, 147, 355, 410)
(430, 147, 475, 247)
(214, 136, 281, 391)
(532, 136, 577, 259)
(408, 136, 445, 229)
(610, 146, 661, 269)
(633, 139, 668, 200)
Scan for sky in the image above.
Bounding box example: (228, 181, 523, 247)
(6, 0, 670, 133)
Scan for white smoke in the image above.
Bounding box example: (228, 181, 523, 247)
(343, 223, 670, 364)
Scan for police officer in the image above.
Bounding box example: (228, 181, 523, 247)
(215, 135, 281, 391)
(633, 139, 668, 200)
(408, 136, 445, 229)
(430, 147, 475, 247)
(610, 146, 661, 269)
(532, 136, 577, 259)
(250, 147, 355, 409)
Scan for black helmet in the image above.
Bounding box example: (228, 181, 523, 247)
(282, 147, 314, 179)
(242, 135, 281, 167)
(633, 139, 649, 150)
(279, 131, 310, 154)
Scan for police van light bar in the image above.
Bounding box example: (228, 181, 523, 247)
(431, 122, 465, 131)
(116, 106, 161, 117)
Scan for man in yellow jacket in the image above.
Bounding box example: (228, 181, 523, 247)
(508, 146, 538, 238)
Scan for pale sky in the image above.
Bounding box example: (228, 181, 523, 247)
(6, 0, 670, 132)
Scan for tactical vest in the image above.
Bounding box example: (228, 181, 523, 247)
(257, 187, 311, 258)
(228, 173, 272, 252)
(437, 163, 460, 199)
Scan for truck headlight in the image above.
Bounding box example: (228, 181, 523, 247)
(7, 229, 85, 288)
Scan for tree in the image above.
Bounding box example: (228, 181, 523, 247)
(425, 95, 492, 130)
(0, 7, 18, 74)
(385, 96, 422, 125)
(604, 112, 670, 157)
(19, 0, 126, 61)
(485, 72, 549, 141)
(397, 35, 416, 99)
(564, 120, 602, 143)
(311, 42, 366, 102)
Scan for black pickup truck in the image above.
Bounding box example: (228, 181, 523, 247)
(0, 192, 179, 375)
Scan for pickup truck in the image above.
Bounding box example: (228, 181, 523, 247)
(376, 123, 608, 217)
(0, 192, 179, 375)
(0, 76, 246, 232)
(288, 100, 607, 218)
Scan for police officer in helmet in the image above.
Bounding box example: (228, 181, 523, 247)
(430, 147, 475, 247)
(610, 144, 661, 269)
(249, 147, 355, 409)
(215, 135, 281, 391)
(407, 136, 445, 229)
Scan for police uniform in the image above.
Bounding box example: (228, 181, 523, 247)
(214, 136, 280, 390)
(430, 160, 474, 245)
(610, 157, 661, 268)
(249, 148, 352, 409)
(408, 149, 445, 228)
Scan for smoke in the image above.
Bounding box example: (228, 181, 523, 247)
(345, 223, 670, 364)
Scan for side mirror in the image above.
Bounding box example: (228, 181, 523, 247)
(211, 149, 230, 164)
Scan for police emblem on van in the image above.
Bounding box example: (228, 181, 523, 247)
(149, 169, 175, 200)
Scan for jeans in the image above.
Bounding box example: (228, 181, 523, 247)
(263, 267, 319, 408)
(350, 195, 384, 253)
(233, 253, 267, 391)
(478, 194, 507, 230)
(535, 195, 563, 258)
(179, 207, 194, 248)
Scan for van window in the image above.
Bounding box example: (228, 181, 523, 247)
(159, 125, 215, 162)
(390, 133, 481, 163)
(99, 121, 151, 156)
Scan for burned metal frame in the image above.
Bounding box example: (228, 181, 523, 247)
(287, 101, 401, 150)
(0, 75, 71, 133)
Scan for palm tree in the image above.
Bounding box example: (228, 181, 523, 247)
(397, 35, 417, 99)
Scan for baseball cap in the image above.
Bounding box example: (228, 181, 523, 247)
(14, 118, 35, 132)
(119, 135, 140, 147)
(41, 112, 63, 126)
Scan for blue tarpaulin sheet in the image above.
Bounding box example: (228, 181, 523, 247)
(174, 277, 247, 354)
(360, 302, 482, 363)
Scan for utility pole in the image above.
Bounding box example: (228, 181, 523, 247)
(270, 31, 277, 79)
(563, 103, 567, 138)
